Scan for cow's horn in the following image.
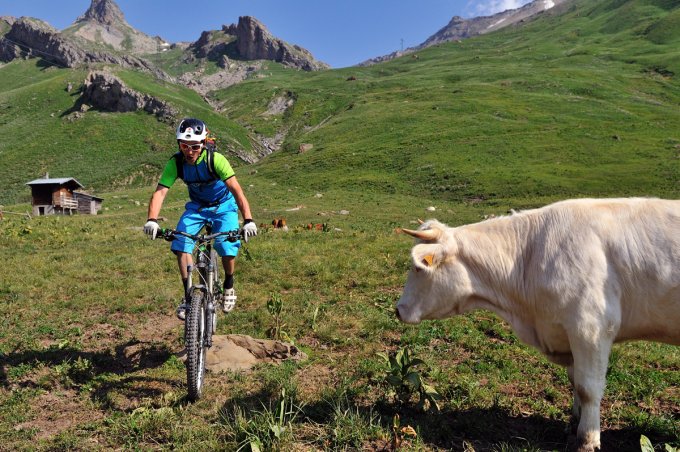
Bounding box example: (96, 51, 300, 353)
(417, 218, 424, 225)
(400, 228, 441, 241)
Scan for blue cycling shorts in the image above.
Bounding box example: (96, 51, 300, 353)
(170, 199, 241, 257)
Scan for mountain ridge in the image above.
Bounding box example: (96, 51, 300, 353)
(0, 16, 169, 79)
(0, 0, 327, 75)
(360, 0, 571, 66)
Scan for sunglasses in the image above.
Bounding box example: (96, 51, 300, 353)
(179, 142, 202, 151)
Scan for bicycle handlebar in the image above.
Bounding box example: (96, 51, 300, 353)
(159, 227, 243, 243)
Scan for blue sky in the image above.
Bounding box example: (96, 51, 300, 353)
(1, 1, 532, 68)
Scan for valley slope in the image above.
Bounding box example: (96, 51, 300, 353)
(0, 0, 678, 206)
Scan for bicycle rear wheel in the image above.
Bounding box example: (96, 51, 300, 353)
(185, 289, 207, 401)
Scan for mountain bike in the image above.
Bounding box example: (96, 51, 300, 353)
(159, 225, 242, 401)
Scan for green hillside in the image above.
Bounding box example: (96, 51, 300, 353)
(1, 0, 678, 205)
(0, 62, 253, 204)
(211, 0, 680, 204)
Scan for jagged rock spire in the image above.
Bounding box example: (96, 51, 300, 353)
(76, 0, 127, 26)
(222, 16, 328, 71)
(66, 0, 164, 55)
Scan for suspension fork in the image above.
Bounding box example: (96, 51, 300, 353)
(195, 246, 215, 347)
(185, 264, 194, 299)
(205, 246, 217, 347)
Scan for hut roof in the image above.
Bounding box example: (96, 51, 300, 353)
(26, 177, 84, 189)
(73, 191, 104, 201)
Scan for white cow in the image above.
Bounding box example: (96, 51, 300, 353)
(396, 198, 680, 452)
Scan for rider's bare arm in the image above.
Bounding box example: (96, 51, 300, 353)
(225, 177, 252, 221)
(148, 185, 169, 220)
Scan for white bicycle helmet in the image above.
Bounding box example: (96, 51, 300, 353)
(176, 118, 208, 142)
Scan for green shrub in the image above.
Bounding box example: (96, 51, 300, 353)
(378, 347, 442, 411)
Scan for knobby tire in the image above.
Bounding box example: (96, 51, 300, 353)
(185, 289, 207, 401)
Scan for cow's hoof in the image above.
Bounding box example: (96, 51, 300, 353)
(576, 446, 598, 452)
(576, 440, 600, 452)
(567, 433, 600, 452)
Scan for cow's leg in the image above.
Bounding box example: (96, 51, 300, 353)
(568, 334, 613, 452)
(567, 364, 581, 421)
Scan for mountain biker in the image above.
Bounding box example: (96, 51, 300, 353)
(143, 118, 257, 319)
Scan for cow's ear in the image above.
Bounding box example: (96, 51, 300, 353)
(412, 244, 444, 271)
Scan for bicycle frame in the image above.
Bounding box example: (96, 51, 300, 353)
(162, 227, 241, 298)
(159, 225, 241, 401)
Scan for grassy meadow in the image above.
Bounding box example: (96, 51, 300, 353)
(0, 181, 678, 451)
(1, 0, 679, 450)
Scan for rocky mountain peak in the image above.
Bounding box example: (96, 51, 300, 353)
(226, 16, 328, 71)
(191, 15, 327, 72)
(76, 0, 127, 27)
(65, 0, 164, 55)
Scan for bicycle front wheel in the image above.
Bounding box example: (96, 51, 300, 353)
(185, 290, 207, 401)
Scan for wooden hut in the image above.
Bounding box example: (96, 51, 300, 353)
(26, 175, 103, 216)
(73, 192, 104, 215)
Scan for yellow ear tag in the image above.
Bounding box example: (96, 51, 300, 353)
(422, 254, 434, 267)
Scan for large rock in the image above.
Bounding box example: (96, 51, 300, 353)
(82, 71, 177, 121)
(201, 334, 307, 372)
